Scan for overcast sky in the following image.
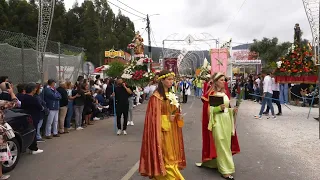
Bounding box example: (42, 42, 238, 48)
(65, 0, 312, 50)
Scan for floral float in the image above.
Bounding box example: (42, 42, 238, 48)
(121, 32, 155, 86)
(274, 24, 318, 84)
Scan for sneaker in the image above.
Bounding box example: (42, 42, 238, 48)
(76, 127, 83, 131)
(117, 129, 122, 135)
(130, 121, 134, 126)
(37, 139, 45, 143)
(127, 121, 131, 126)
(267, 116, 277, 119)
(123, 130, 127, 135)
(53, 134, 60, 137)
(93, 117, 100, 121)
(254, 115, 262, 119)
(0, 175, 10, 180)
(276, 113, 282, 116)
(29, 149, 44, 155)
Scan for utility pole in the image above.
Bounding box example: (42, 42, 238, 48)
(146, 14, 152, 58)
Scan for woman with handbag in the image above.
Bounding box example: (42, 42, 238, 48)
(0, 87, 20, 179)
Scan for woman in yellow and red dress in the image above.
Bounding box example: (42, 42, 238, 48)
(139, 70, 186, 180)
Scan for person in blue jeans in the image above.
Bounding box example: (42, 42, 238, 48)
(64, 82, 80, 132)
(255, 72, 276, 119)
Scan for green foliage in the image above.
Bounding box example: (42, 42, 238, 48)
(0, 0, 136, 66)
(106, 61, 125, 78)
(250, 37, 292, 67)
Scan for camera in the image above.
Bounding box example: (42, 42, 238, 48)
(5, 83, 10, 89)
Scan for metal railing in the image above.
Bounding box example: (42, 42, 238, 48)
(0, 30, 84, 85)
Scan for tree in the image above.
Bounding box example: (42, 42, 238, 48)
(0, 0, 136, 67)
(106, 61, 125, 78)
(250, 37, 292, 67)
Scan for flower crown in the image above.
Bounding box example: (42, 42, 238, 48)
(158, 72, 175, 80)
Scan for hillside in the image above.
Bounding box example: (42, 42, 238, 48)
(145, 43, 251, 67)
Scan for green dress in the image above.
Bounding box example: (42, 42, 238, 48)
(202, 92, 236, 175)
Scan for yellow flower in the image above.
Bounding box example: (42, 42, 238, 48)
(167, 92, 180, 108)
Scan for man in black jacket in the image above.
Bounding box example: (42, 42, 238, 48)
(21, 83, 44, 155)
(112, 78, 133, 135)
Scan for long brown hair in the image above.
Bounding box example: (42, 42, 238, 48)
(156, 70, 173, 100)
(35, 83, 41, 95)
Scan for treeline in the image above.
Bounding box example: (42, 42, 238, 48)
(0, 0, 136, 66)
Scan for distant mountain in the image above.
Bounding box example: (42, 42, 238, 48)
(232, 43, 252, 50)
(144, 43, 252, 68)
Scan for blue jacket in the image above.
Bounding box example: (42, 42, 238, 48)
(43, 87, 61, 110)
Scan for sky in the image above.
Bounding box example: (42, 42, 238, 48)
(65, 0, 313, 50)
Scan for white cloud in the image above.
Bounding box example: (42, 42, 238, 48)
(65, 0, 313, 49)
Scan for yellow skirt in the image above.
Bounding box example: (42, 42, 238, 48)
(153, 164, 185, 180)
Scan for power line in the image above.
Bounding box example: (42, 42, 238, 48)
(150, 27, 159, 47)
(225, 0, 248, 32)
(115, 0, 147, 16)
(108, 0, 145, 19)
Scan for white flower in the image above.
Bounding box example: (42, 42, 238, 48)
(121, 73, 132, 79)
(143, 72, 149, 78)
(206, 74, 211, 78)
(136, 58, 144, 66)
(276, 61, 282, 68)
(167, 92, 179, 108)
(203, 58, 208, 68)
(207, 65, 211, 70)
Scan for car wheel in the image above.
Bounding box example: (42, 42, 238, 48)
(2, 138, 21, 173)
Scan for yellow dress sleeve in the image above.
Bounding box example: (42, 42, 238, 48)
(161, 115, 171, 131)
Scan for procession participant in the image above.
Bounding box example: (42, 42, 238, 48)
(139, 70, 186, 180)
(196, 72, 240, 180)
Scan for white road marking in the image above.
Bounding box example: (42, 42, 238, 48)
(121, 160, 140, 180)
(189, 100, 195, 109)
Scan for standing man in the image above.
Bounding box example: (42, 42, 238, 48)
(253, 74, 261, 102)
(112, 78, 132, 135)
(43, 79, 62, 139)
(263, 72, 282, 116)
(181, 77, 191, 103)
(255, 71, 276, 119)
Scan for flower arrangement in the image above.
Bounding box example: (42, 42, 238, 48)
(121, 57, 155, 86)
(127, 43, 135, 49)
(167, 92, 180, 108)
(197, 58, 211, 80)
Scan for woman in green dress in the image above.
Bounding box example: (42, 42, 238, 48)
(196, 72, 240, 180)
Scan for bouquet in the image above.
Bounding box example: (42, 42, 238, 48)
(121, 57, 155, 86)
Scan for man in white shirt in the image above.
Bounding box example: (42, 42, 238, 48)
(263, 74, 282, 115)
(255, 72, 276, 119)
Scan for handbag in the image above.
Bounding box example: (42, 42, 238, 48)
(0, 123, 15, 139)
(0, 143, 12, 162)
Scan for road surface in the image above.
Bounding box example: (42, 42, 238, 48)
(9, 97, 320, 180)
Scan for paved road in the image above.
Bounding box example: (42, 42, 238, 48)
(9, 97, 320, 180)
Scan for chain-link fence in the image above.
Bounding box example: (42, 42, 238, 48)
(0, 30, 84, 85)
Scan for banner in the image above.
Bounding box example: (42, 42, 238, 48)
(232, 50, 259, 60)
(164, 58, 178, 75)
(210, 48, 229, 74)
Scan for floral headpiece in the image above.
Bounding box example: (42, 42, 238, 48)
(213, 72, 224, 81)
(158, 72, 175, 80)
